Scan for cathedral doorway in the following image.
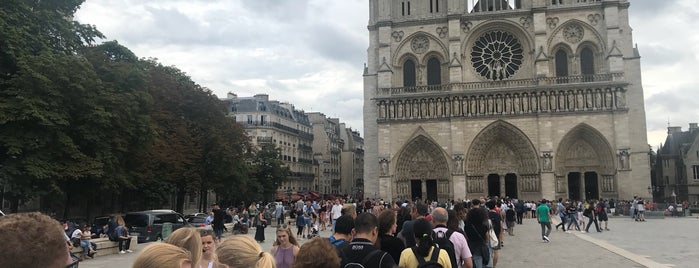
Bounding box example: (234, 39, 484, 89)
(487, 174, 500, 197)
(584, 172, 599, 200)
(556, 124, 616, 201)
(466, 121, 539, 199)
(395, 135, 451, 201)
(411, 180, 422, 200)
(426, 180, 438, 201)
(505, 173, 518, 199)
(568, 172, 581, 201)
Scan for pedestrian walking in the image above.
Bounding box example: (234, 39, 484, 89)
(537, 199, 551, 243)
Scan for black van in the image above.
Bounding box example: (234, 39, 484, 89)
(124, 210, 189, 243)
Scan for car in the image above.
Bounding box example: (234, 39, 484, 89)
(184, 213, 207, 221)
(124, 210, 190, 243)
(187, 216, 208, 228)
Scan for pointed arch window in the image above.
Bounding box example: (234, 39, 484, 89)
(580, 47, 595, 81)
(403, 59, 416, 87)
(555, 50, 568, 77)
(427, 57, 441, 86)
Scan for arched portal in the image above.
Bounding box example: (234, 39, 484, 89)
(466, 121, 539, 198)
(394, 135, 450, 201)
(555, 124, 615, 201)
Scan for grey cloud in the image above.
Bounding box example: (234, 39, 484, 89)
(306, 23, 368, 66)
(645, 87, 699, 134)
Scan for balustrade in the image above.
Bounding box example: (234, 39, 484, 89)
(377, 85, 627, 121)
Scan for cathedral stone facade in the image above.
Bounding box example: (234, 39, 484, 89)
(363, 0, 650, 202)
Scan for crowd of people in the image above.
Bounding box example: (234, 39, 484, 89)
(1, 194, 684, 268)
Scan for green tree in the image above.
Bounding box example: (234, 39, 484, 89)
(250, 142, 289, 202)
(0, 0, 104, 213)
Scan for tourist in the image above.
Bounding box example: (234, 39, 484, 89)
(291, 237, 340, 268)
(377, 209, 405, 263)
(340, 213, 396, 268)
(165, 227, 202, 268)
(537, 199, 552, 242)
(255, 207, 268, 243)
(565, 202, 581, 232)
(198, 229, 218, 268)
(331, 199, 343, 232)
(0, 212, 75, 268)
(486, 200, 502, 267)
(271, 224, 300, 268)
(433, 207, 473, 268)
(598, 200, 610, 230)
(211, 203, 226, 241)
(464, 199, 490, 268)
(132, 243, 193, 268)
(399, 202, 428, 247)
(114, 222, 133, 254)
(217, 235, 275, 268)
(399, 218, 452, 268)
(583, 200, 601, 233)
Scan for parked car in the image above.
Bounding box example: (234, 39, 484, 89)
(184, 213, 207, 221)
(187, 216, 208, 228)
(124, 210, 189, 243)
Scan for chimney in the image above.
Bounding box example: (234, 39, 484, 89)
(227, 92, 237, 99)
(668, 126, 682, 134)
(690, 123, 698, 132)
(254, 94, 269, 101)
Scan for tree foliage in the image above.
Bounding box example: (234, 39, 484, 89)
(0, 1, 287, 216)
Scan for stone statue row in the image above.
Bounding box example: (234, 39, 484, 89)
(377, 87, 626, 120)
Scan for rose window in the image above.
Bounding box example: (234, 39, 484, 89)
(471, 30, 524, 80)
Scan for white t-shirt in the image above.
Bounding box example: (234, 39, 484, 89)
(71, 229, 83, 239)
(331, 204, 343, 220)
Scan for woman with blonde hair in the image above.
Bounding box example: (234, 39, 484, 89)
(217, 235, 275, 268)
(291, 237, 340, 268)
(271, 224, 300, 268)
(165, 227, 202, 268)
(132, 242, 193, 268)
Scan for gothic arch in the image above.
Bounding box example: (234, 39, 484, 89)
(393, 134, 451, 201)
(393, 31, 449, 67)
(547, 19, 606, 52)
(555, 123, 615, 175)
(466, 120, 539, 176)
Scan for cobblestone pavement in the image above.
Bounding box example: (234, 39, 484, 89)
(81, 216, 699, 268)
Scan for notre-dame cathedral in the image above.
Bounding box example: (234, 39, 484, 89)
(363, 0, 649, 202)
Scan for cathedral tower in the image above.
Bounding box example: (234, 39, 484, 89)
(363, 0, 649, 201)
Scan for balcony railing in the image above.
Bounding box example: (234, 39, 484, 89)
(376, 73, 624, 97)
(256, 136, 273, 143)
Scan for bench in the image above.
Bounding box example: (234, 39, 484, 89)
(70, 236, 137, 258)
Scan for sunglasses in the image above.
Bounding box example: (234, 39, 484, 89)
(277, 224, 289, 230)
(66, 256, 79, 268)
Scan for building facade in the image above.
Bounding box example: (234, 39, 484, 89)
(363, 0, 650, 202)
(225, 93, 315, 195)
(653, 124, 699, 205)
(308, 113, 343, 194)
(340, 124, 365, 198)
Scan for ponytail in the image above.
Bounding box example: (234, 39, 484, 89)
(415, 233, 433, 257)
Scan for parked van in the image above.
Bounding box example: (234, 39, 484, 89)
(124, 210, 189, 243)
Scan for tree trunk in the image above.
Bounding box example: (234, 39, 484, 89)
(175, 187, 186, 213)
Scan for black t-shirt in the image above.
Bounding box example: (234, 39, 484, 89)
(488, 210, 502, 235)
(339, 238, 396, 268)
(212, 208, 225, 228)
(378, 234, 405, 264)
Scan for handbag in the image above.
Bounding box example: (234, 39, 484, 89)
(487, 219, 499, 248)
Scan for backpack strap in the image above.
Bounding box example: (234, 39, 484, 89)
(445, 229, 454, 240)
(411, 247, 425, 265)
(429, 247, 441, 263)
(411, 247, 440, 264)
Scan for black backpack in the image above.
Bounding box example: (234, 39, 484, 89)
(411, 247, 443, 268)
(433, 229, 457, 268)
(343, 249, 381, 268)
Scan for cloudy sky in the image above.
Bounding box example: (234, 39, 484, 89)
(74, 0, 698, 150)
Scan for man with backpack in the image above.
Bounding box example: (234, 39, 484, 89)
(339, 213, 396, 268)
(431, 208, 473, 268)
